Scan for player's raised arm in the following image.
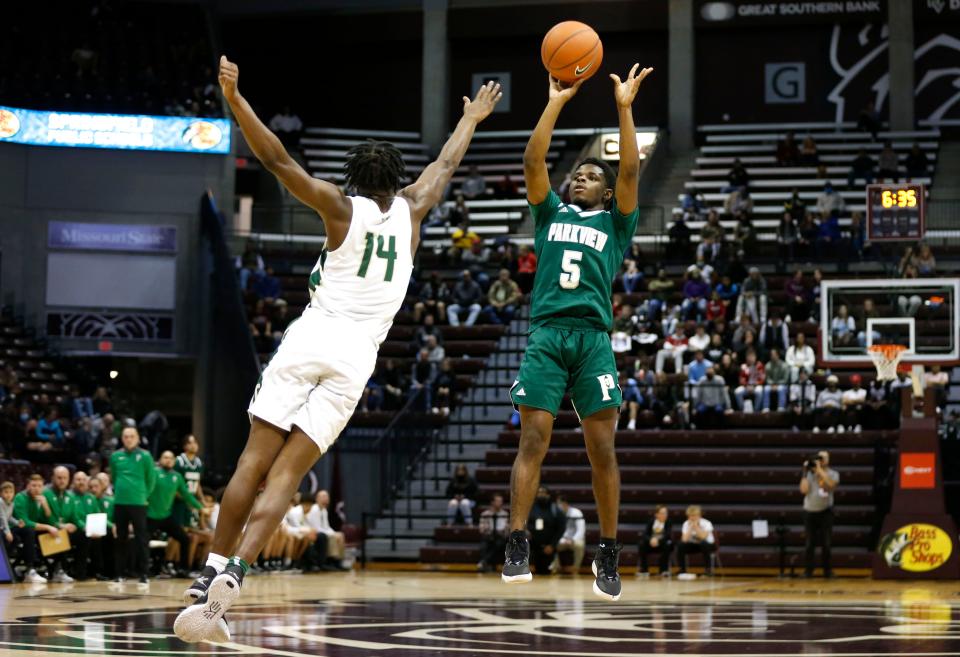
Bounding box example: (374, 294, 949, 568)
(402, 82, 502, 222)
(218, 56, 351, 232)
(609, 64, 653, 215)
(523, 76, 583, 205)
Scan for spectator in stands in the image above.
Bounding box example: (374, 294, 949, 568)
(784, 188, 807, 221)
(736, 267, 768, 325)
(735, 350, 765, 413)
(668, 215, 692, 260)
(445, 464, 477, 526)
(413, 314, 443, 351)
(681, 269, 709, 322)
(410, 349, 436, 411)
(252, 267, 281, 302)
(864, 378, 892, 429)
(462, 239, 492, 265)
(415, 272, 450, 323)
(701, 209, 725, 246)
(267, 106, 303, 148)
(789, 369, 817, 430)
(516, 245, 538, 294)
(651, 371, 685, 427)
(915, 243, 936, 276)
(811, 268, 824, 322)
(236, 240, 265, 292)
(815, 183, 845, 217)
(693, 367, 732, 428)
(786, 332, 816, 382)
(815, 211, 842, 260)
(688, 325, 710, 353)
(897, 245, 917, 276)
(637, 504, 673, 578)
(656, 325, 689, 374)
(552, 495, 585, 574)
(678, 505, 716, 576)
(620, 258, 643, 294)
(797, 212, 819, 260)
(897, 268, 923, 315)
(830, 304, 856, 348)
(306, 490, 347, 570)
(446, 193, 471, 227)
(760, 312, 790, 355)
(495, 174, 519, 199)
(448, 270, 483, 327)
(732, 315, 754, 353)
(424, 335, 445, 364)
(813, 375, 844, 433)
(877, 141, 899, 182)
(799, 135, 819, 166)
(283, 495, 317, 566)
(35, 408, 65, 447)
(733, 214, 756, 254)
(726, 158, 749, 191)
(856, 298, 881, 347)
(857, 100, 881, 140)
(1, 480, 45, 583)
(92, 387, 113, 417)
(527, 486, 564, 575)
(484, 269, 522, 325)
(848, 211, 867, 259)
(841, 374, 866, 433)
(686, 350, 712, 386)
(647, 269, 674, 319)
(621, 376, 645, 430)
(784, 270, 809, 323)
(705, 291, 725, 328)
(378, 359, 407, 411)
(433, 358, 456, 416)
(776, 131, 799, 166)
(148, 451, 202, 577)
(800, 450, 839, 578)
(847, 149, 876, 187)
(111, 426, 156, 585)
(706, 334, 725, 363)
(450, 221, 481, 263)
(905, 142, 929, 179)
(477, 493, 509, 572)
(776, 213, 798, 264)
(461, 165, 487, 200)
(724, 186, 753, 217)
(763, 349, 789, 412)
(680, 193, 705, 219)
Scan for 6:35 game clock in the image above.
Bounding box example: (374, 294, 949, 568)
(865, 183, 926, 242)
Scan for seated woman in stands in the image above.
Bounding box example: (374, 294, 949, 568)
(799, 135, 819, 166)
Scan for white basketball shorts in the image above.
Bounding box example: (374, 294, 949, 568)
(247, 307, 379, 454)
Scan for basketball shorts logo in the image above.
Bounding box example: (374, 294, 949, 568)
(597, 374, 616, 401)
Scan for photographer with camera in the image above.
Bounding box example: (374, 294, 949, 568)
(799, 450, 839, 578)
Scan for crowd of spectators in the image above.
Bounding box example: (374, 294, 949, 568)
(2, 1, 222, 117)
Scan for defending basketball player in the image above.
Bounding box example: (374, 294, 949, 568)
(503, 64, 652, 601)
(173, 56, 501, 643)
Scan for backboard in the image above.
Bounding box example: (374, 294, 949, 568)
(819, 278, 960, 368)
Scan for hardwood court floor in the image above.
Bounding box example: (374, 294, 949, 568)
(1, 571, 959, 656)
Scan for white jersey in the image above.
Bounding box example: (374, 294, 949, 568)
(307, 195, 414, 344)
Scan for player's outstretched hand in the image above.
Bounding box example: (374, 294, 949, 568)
(611, 64, 654, 108)
(218, 55, 240, 103)
(463, 81, 503, 123)
(548, 75, 584, 104)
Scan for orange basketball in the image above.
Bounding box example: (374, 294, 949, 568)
(541, 21, 603, 84)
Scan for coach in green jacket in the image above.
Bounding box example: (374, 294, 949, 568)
(110, 427, 157, 584)
(43, 465, 85, 581)
(148, 450, 202, 576)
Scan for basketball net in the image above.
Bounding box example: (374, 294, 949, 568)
(868, 344, 907, 381)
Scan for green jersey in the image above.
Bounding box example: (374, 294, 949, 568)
(43, 487, 78, 527)
(529, 190, 639, 331)
(109, 447, 157, 506)
(148, 467, 201, 520)
(68, 490, 102, 531)
(173, 453, 203, 526)
(12, 491, 51, 529)
(98, 494, 115, 528)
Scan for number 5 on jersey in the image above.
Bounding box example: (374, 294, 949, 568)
(357, 232, 397, 282)
(560, 250, 582, 289)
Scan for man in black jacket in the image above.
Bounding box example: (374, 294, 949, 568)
(637, 504, 673, 577)
(527, 486, 565, 574)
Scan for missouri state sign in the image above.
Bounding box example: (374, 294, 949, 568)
(878, 523, 953, 572)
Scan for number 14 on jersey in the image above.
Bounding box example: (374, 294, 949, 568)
(357, 232, 397, 282)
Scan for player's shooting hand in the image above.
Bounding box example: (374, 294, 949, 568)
(218, 55, 240, 103)
(463, 81, 503, 123)
(610, 64, 654, 108)
(548, 75, 584, 104)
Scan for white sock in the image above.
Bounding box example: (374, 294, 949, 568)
(205, 553, 228, 573)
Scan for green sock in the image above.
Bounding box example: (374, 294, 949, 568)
(227, 557, 250, 575)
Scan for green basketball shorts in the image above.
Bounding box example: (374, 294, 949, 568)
(509, 325, 622, 420)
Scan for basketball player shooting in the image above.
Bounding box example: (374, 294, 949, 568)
(502, 64, 652, 602)
(174, 55, 501, 643)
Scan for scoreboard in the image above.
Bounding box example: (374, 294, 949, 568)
(865, 183, 926, 241)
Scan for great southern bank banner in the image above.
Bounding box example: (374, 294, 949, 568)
(0, 105, 230, 154)
(48, 221, 177, 253)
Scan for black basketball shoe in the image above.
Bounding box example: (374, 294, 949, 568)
(501, 530, 532, 583)
(592, 541, 622, 601)
(182, 565, 219, 605)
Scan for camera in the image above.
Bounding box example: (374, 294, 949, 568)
(804, 454, 823, 470)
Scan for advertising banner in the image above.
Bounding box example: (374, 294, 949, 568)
(48, 221, 177, 253)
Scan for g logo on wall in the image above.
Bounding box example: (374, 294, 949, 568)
(765, 63, 806, 104)
(878, 524, 953, 572)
